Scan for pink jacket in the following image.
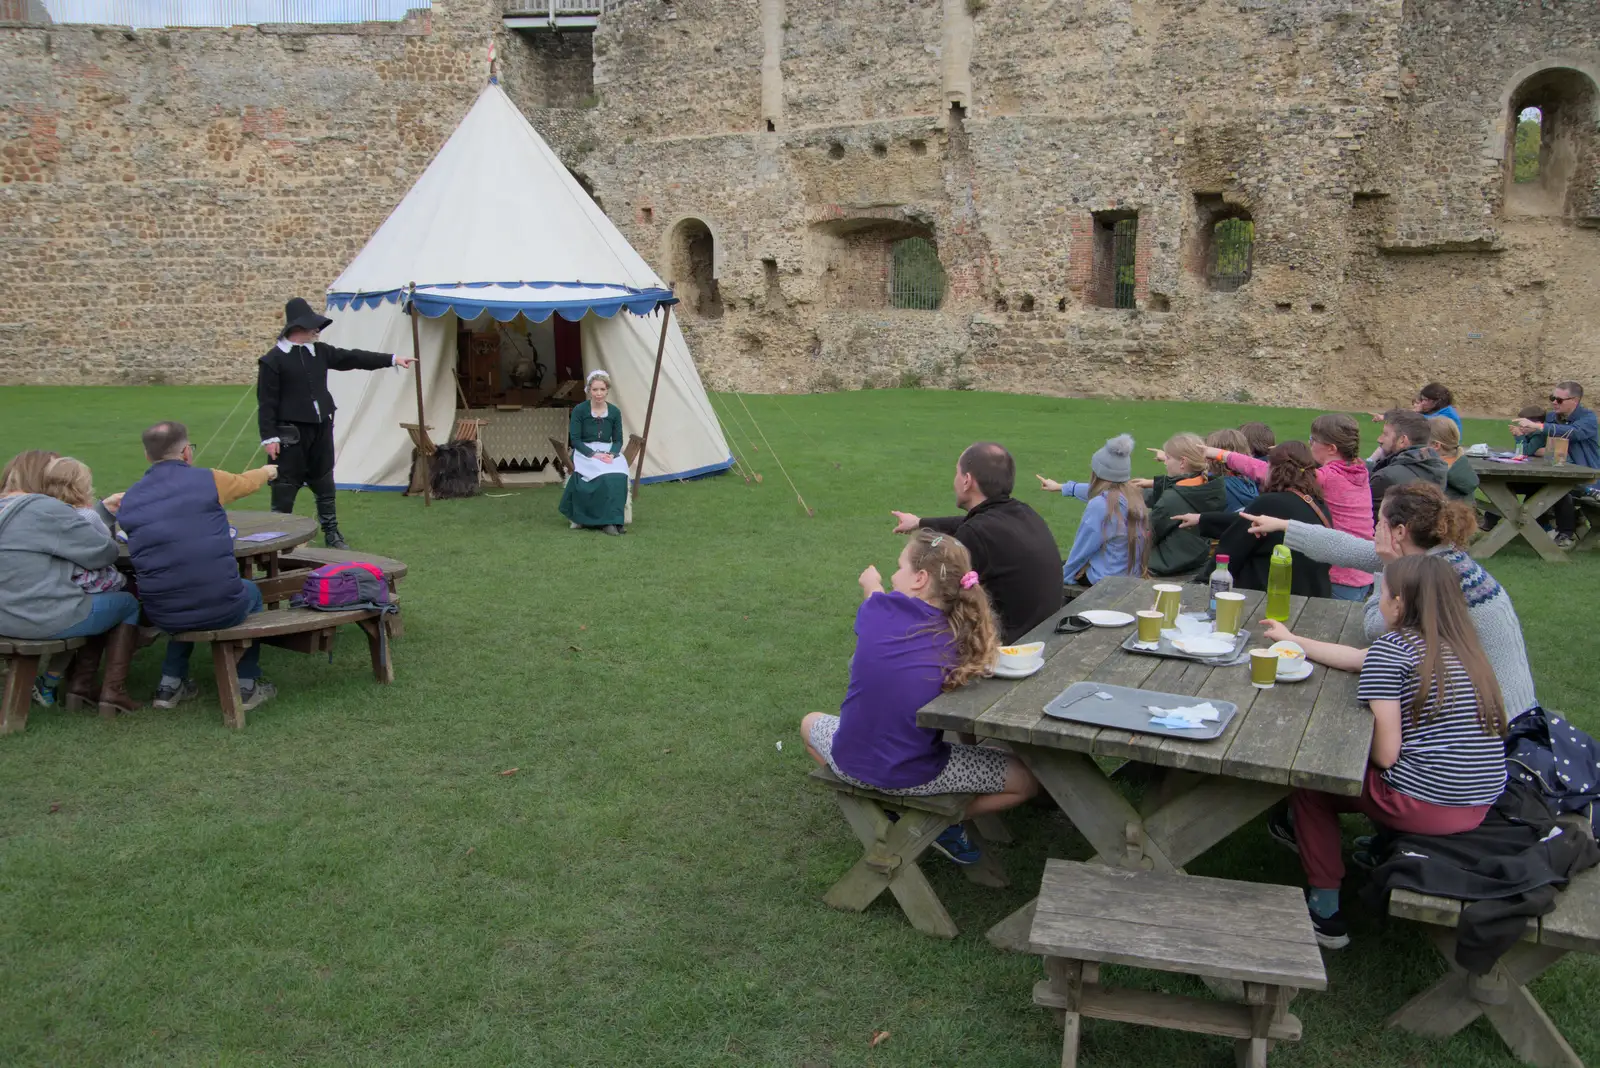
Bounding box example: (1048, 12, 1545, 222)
(1224, 452, 1375, 588)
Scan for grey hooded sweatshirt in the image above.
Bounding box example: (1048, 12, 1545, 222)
(0, 493, 120, 639)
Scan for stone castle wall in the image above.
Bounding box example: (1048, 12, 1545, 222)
(1, 0, 1597, 415)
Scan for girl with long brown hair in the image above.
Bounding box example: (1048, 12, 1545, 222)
(1177, 440, 1333, 596)
(800, 529, 1039, 865)
(1249, 482, 1539, 721)
(1270, 554, 1506, 948)
(1038, 434, 1150, 584)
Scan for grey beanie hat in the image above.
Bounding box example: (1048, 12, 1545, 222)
(1090, 433, 1135, 483)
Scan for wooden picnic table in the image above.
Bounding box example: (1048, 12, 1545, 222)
(918, 574, 1373, 953)
(226, 511, 319, 578)
(1469, 456, 1599, 563)
(115, 509, 317, 579)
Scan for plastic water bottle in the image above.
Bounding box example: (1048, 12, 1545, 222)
(1266, 544, 1293, 622)
(1208, 554, 1234, 619)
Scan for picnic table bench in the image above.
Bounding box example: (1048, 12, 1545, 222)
(171, 605, 397, 729)
(1031, 860, 1326, 1068)
(918, 574, 1372, 954)
(260, 546, 409, 629)
(1, 636, 88, 735)
(1386, 860, 1600, 1068)
(808, 765, 1008, 938)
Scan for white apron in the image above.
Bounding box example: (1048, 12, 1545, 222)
(573, 442, 628, 482)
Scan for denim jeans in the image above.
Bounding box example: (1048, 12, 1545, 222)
(160, 581, 265, 681)
(1330, 583, 1372, 602)
(49, 591, 142, 638)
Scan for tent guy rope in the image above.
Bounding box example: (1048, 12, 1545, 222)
(733, 391, 813, 516)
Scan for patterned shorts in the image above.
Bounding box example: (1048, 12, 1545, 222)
(807, 713, 1011, 796)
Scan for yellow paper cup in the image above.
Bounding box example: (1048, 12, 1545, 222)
(1136, 610, 1164, 643)
(1153, 584, 1184, 628)
(1214, 592, 1247, 636)
(1250, 649, 1278, 688)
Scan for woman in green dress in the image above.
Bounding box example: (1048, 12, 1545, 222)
(559, 370, 629, 535)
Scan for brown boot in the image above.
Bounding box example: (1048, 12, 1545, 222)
(62, 637, 107, 712)
(97, 624, 144, 718)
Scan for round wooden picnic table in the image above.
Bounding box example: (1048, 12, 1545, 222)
(226, 510, 318, 578)
(1468, 456, 1600, 563)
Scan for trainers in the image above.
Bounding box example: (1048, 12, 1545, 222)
(1554, 533, 1576, 550)
(151, 679, 200, 709)
(1309, 906, 1351, 950)
(1265, 803, 1299, 854)
(930, 823, 981, 865)
(239, 678, 277, 712)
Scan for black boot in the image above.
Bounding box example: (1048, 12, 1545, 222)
(315, 491, 349, 550)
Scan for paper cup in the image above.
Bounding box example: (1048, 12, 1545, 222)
(1136, 610, 1164, 643)
(1249, 649, 1278, 688)
(1152, 584, 1184, 628)
(1213, 592, 1246, 636)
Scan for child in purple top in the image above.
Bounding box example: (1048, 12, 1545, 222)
(801, 529, 1040, 864)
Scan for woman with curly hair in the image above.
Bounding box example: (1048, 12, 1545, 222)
(800, 529, 1039, 865)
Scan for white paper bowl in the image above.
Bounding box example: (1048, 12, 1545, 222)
(997, 641, 1045, 670)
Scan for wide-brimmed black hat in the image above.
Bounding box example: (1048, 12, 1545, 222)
(280, 297, 334, 337)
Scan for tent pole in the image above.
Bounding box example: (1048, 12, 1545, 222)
(632, 304, 672, 502)
(408, 285, 430, 508)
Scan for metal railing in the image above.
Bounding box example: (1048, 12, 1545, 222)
(503, 0, 630, 15)
(41, 0, 426, 27)
(890, 237, 947, 311)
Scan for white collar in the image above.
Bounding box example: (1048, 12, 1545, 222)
(277, 338, 313, 352)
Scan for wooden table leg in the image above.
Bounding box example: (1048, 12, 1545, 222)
(1473, 480, 1573, 563)
(1, 653, 39, 735)
(213, 641, 245, 729)
(988, 745, 1178, 952)
(1387, 925, 1578, 1068)
(1141, 777, 1288, 869)
(357, 619, 394, 684)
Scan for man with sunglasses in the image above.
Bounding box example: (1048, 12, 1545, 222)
(1512, 381, 1598, 548)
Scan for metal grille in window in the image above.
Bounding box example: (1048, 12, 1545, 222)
(1209, 217, 1254, 292)
(890, 237, 947, 310)
(1112, 218, 1138, 309)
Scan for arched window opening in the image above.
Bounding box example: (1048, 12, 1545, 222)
(1208, 216, 1255, 292)
(1514, 106, 1542, 183)
(1504, 68, 1599, 218)
(890, 237, 947, 310)
(668, 218, 723, 319)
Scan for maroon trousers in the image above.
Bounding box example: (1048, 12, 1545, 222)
(1291, 766, 1490, 889)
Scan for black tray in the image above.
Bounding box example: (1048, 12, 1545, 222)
(1043, 681, 1240, 741)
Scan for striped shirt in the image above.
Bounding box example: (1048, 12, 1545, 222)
(1357, 631, 1507, 807)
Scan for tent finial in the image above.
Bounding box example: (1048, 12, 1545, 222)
(487, 40, 498, 86)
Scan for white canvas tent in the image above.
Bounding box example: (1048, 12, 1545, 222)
(321, 82, 732, 491)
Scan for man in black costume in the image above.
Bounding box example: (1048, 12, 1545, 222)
(258, 297, 416, 549)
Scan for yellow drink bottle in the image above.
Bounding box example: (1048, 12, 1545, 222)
(1265, 544, 1293, 622)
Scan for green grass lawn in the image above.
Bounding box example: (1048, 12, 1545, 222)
(1, 386, 1596, 1067)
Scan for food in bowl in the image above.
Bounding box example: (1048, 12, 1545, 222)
(996, 641, 1045, 669)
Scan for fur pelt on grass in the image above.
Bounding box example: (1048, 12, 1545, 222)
(429, 442, 480, 499)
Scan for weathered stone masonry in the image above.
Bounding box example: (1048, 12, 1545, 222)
(1, 0, 1597, 415)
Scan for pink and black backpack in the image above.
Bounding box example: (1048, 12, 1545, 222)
(293, 562, 395, 614)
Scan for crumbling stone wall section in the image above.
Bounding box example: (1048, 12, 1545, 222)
(1, 0, 1597, 410)
(0, 0, 560, 384)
